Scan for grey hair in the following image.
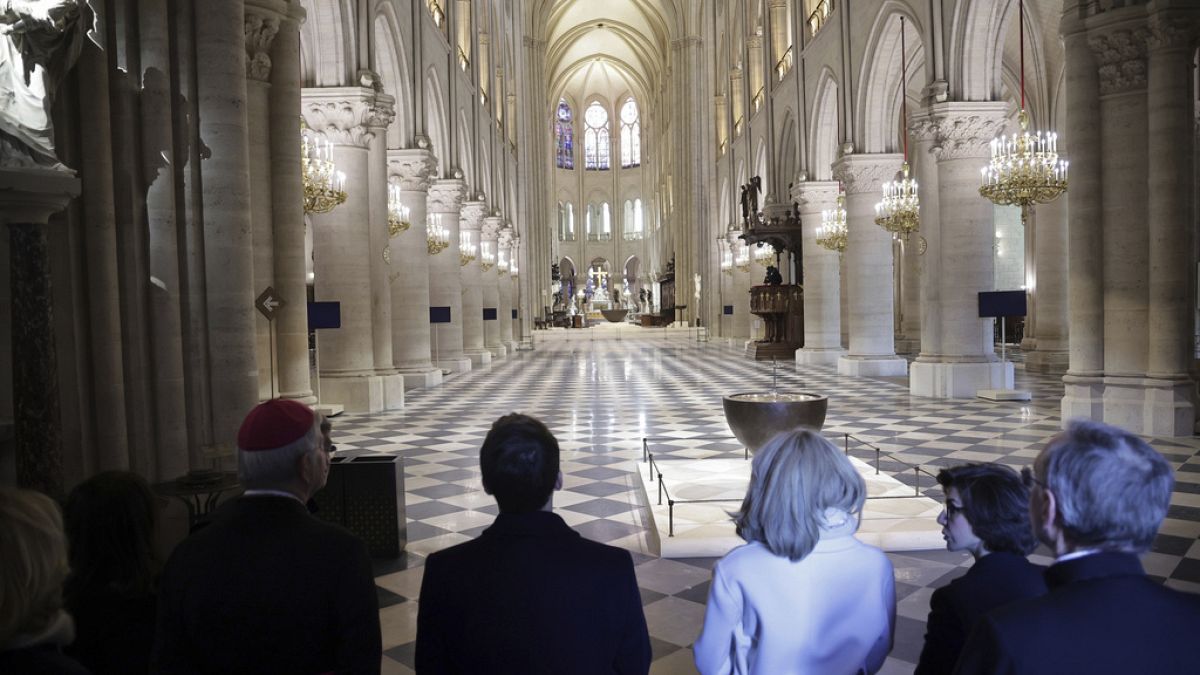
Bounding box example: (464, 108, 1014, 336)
(736, 428, 866, 562)
(238, 421, 321, 490)
(1041, 419, 1173, 553)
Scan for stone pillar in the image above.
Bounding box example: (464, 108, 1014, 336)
(198, 0, 259, 444)
(427, 178, 471, 372)
(1060, 16, 1105, 421)
(792, 181, 845, 365)
(832, 154, 908, 376)
(1, 172, 79, 498)
(481, 216, 505, 358)
(365, 97, 405, 408)
(267, 1, 314, 403)
(497, 227, 516, 352)
(302, 88, 395, 412)
(1142, 13, 1197, 435)
(730, 236, 751, 341)
(1025, 197, 1070, 373)
(908, 103, 1012, 398)
(896, 234, 922, 354)
(459, 199, 491, 366)
(386, 149, 443, 389)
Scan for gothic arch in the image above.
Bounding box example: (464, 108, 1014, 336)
(373, 5, 412, 148)
(856, 4, 927, 153)
(948, 0, 1017, 101)
(775, 109, 797, 195)
(424, 68, 450, 177)
(298, 0, 357, 86)
(809, 68, 839, 180)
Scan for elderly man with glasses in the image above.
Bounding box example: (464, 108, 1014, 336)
(953, 419, 1200, 674)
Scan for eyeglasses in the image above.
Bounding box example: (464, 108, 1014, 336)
(1020, 466, 1047, 490)
(943, 500, 964, 518)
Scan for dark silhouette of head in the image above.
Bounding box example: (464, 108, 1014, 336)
(480, 414, 561, 514)
(63, 471, 159, 601)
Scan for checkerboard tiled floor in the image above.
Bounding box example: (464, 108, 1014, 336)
(327, 329, 1200, 674)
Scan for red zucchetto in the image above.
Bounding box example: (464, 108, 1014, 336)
(237, 399, 316, 452)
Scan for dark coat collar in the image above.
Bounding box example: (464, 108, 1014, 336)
(970, 550, 1035, 573)
(1045, 551, 1145, 589)
(482, 510, 578, 539)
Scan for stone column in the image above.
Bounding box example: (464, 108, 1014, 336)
(267, 0, 314, 403)
(896, 234, 922, 354)
(909, 102, 1012, 397)
(459, 198, 490, 366)
(1, 171, 79, 498)
(1025, 197, 1070, 373)
(386, 149, 442, 389)
(1143, 13, 1197, 435)
(792, 181, 844, 365)
(497, 227, 516, 352)
(832, 154, 908, 376)
(481, 216, 505, 358)
(427, 178, 471, 372)
(365, 97, 405, 408)
(302, 88, 394, 412)
(198, 0, 259, 444)
(1060, 15, 1105, 421)
(730, 235, 751, 341)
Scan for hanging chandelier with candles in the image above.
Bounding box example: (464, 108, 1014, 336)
(874, 16, 919, 239)
(753, 243, 775, 267)
(301, 122, 347, 214)
(817, 189, 848, 253)
(426, 213, 449, 254)
(497, 249, 510, 274)
(480, 240, 495, 271)
(979, 0, 1067, 209)
(387, 184, 410, 237)
(459, 231, 477, 266)
(734, 241, 751, 272)
(720, 240, 734, 275)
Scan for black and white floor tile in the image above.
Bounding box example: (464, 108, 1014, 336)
(326, 329, 1200, 674)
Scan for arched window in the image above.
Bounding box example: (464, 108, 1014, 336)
(565, 202, 575, 240)
(601, 202, 611, 239)
(623, 200, 634, 237)
(584, 101, 610, 170)
(620, 98, 640, 167)
(555, 99, 574, 169)
(623, 199, 644, 240)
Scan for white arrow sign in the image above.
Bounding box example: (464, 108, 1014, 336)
(255, 286, 286, 321)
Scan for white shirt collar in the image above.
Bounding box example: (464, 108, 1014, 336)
(1056, 548, 1101, 563)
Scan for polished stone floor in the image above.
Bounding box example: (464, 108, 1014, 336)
(329, 325, 1200, 674)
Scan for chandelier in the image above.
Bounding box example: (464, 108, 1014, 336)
(459, 231, 477, 266)
(734, 241, 751, 272)
(979, 0, 1067, 210)
(387, 183, 409, 237)
(301, 123, 347, 214)
(874, 16, 919, 239)
(753, 243, 775, 267)
(720, 240, 734, 275)
(480, 240, 495, 271)
(817, 190, 848, 253)
(497, 249, 509, 274)
(426, 213, 449, 255)
(509, 257, 519, 277)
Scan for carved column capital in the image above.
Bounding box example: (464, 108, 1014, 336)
(1087, 28, 1150, 95)
(365, 94, 395, 130)
(301, 87, 387, 148)
(791, 181, 840, 212)
(497, 226, 515, 248)
(460, 200, 487, 231)
(908, 101, 1010, 161)
(1146, 14, 1199, 52)
(386, 148, 438, 191)
(481, 216, 504, 241)
(245, 11, 281, 82)
(831, 154, 903, 195)
(427, 178, 467, 213)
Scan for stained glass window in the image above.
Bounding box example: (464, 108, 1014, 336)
(555, 99, 574, 169)
(584, 102, 610, 170)
(620, 98, 640, 167)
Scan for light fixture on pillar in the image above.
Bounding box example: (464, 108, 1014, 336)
(874, 16, 920, 240)
(979, 0, 1067, 211)
(497, 249, 510, 274)
(426, 213, 449, 254)
(480, 240, 495, 271)
(734, 240, 752, 272)
(509, 256, 519, 277)
(387, 183, 410, 236)
(301, 122, 347, 214)
(817, 188, 849, 253)
(720, 239, 734, 275)
(459, 231, 477, 266)
(753, 243, 775, 267)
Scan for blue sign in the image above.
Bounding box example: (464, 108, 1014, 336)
(307, 301, 341, 330)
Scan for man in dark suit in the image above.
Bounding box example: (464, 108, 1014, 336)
(915, 464, 1046, 675)
(954, 419, 1200, 674)
(153, 399, 382, 674)
(415, 413, 651, 674)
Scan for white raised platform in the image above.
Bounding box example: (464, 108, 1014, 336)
(637, 457, 945, 558)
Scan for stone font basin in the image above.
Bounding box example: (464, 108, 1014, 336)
(722, 392, 829, 453)
(601, 309, 629, 323)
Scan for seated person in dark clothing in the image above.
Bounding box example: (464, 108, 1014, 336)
(416, 413, 652, 674)
(0, 488, 89, 674)
(915, 464, 1046, 675)
(63, 471, 160, 675)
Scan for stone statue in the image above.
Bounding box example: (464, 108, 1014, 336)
(739, 183, 748, 221)
(764, 265, 783, 286)
(0, 0, 89, 169)
(748, 176, 761, 216)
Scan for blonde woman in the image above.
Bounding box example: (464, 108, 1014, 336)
(0, 487, 88, 673)
(695, 429, 896, 675)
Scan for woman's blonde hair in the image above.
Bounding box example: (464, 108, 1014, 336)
(0, 488, 69, 647)
(735, 428, 866, 561)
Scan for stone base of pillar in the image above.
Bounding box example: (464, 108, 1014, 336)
(281, 392, 319, 406)
(795, 348, 846, 366)
(1024, 350, 1069, 374)
(503, 340, 516, 353)
(398, 367, 443, 390)
(437, 357, 472, 373)
(1100, 375, 1196, 437)
(318, 373, 401, 413)
(465, 349, 492, 366)
(487, 345, 507, 359)
(382, 374, 405, 410)
(894, 338, 920, 355)
(910, 360, 1013, 398)
(1061, 374, 1105, 424)
(838, 356, 909, 377)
